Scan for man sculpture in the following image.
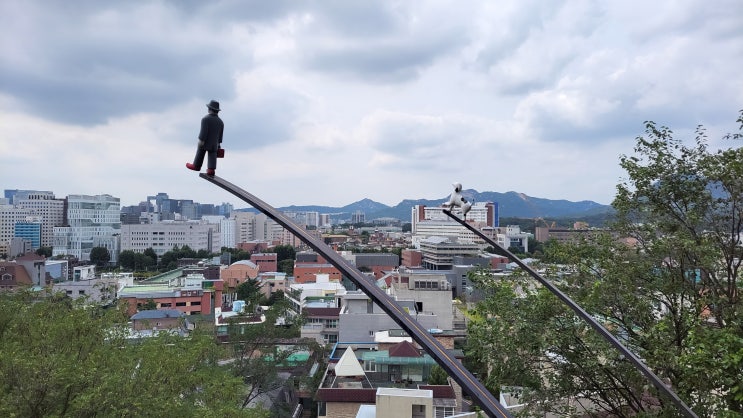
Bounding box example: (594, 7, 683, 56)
(186, 100, 224, 176)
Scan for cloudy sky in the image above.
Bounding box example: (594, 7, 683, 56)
(2, 1, 741, 210)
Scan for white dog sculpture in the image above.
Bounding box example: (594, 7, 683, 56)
(443, 182, 473, 219)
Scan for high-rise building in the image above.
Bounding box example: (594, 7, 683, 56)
(7, 190, 65, 247)
(351, 210, 366, 224)
(14, 219, 42, 249)
(0, 205, 34, 257)
(53, 194, 121, 263)
(217, 202, 233, 217)
(232, 211, 274, 244)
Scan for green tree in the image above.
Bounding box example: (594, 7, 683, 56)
(119, 249, 136, 270)
(278, 259, 294, 275)
(141, 298, 157, 310)
(35, 246, 53, 257)
(143, 247, 158, 264)
(89, 246, 111, 267)
(236, 279, 263, 309)
(269, 245, 296, 263)
(466, 113, 743, 416)
(225, 298, 306, 410)
(133, 252, 156, 271)
(428, 364, 449, 385)
(0, 290, 265, 417)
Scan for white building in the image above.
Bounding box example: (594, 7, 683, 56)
(0, 205, 34, 257)
(201, 215, 235, 249)
(232, 211, 274, 244)
(52, 194, 121, 263)
(11, 191, 65, 247)
(286, 273, 347, 314)
(120, 220, 221, 256)
(412, 203, 529, 252)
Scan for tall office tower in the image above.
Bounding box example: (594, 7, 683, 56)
(217, 202, 233, 217)
(53, 194, 121, 263)
(319, 213, 331, 227)
(0, 205, 34, 257)
(14, 217, 43, 249)
(179, 200, 198, 220)
(10, 190, 65, 247)
(232, 211, 273, 244)
(220, 217, 236, 248)
(304, 211, 320, 228)
(351, 210, 366, 224)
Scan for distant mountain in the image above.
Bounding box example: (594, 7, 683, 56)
(238, 190, 613, 222)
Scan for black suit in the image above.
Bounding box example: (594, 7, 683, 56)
(191, 112, 224, 170)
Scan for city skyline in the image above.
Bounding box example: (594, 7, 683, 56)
(2, 1, 741, 209)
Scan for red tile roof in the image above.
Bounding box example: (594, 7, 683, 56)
(388, 340, 421, 357)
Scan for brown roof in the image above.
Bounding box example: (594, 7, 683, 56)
(388, 340, 421, 358)
(316, 388, 376, 403)
(418, 385, 456, 399)
(0, 263, 33, 286)
(304, 307, 341, 317)
(14, 253, 45, 261)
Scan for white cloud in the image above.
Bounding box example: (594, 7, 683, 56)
(1, 0, 741, 210)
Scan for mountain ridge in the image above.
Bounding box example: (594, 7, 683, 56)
(238, 190, 613, 221)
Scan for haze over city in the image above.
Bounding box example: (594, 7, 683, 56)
(1, 1, 741, 208)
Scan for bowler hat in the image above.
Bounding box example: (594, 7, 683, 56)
(206, 100, 221, 112)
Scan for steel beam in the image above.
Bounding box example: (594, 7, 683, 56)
(200, 174, 512, 418)
(443, 210, 697, 418)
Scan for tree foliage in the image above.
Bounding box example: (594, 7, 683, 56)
(236, 279, 264, 309)
(267, 245, 296, 264)
(89, 246, 111, 267)
(35, 246, 53, 258)
(224, 298, 308, 411)
(119, 250, 156, 271)
(0, 290, 265, 417)
(466, 112, 743, 417)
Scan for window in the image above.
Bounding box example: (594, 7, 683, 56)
(435, 406, 455, 418)
(176, 302, 186, 307)
(364, 360, 377, 372)
(191, 301, 201, 306)
(317, 401, 326, 416)
(160, 303, 172, 307)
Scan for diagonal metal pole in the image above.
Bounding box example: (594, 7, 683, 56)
(200, 174, 513, 418)
(443, 209, 698, 418)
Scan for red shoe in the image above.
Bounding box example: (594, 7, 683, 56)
(206, 168, 215, 176)
(186, 163, 199, 171)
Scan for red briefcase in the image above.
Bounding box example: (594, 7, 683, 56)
(217, 148, 225, 158)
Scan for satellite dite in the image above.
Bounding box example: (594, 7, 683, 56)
(442, 182, 472, 219)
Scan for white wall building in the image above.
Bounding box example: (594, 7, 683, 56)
(120, 220, 221, 257)
(232, 211, 274, 244)
(53, 194, 121, 263)
(11, 191, 65, 247)
(0, 205, 34, 257)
